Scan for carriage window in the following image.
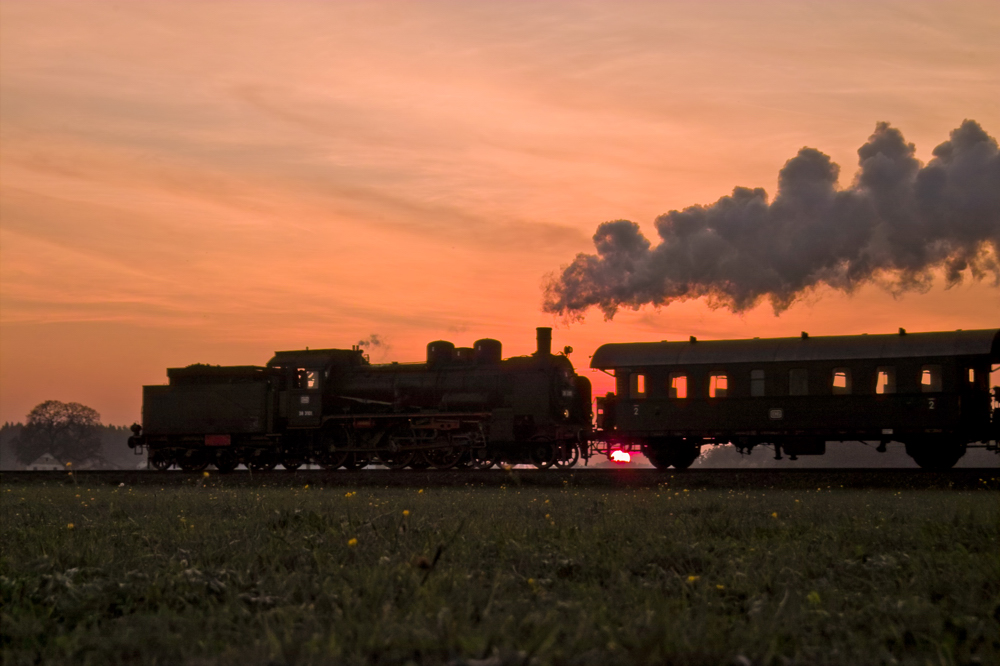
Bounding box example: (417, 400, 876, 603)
(789, 369, 809, 396)
(968, 368, 975, 383)
(750, 370, 765, 397)
(669, 373, 688, 399)
(630, 373, 646, 398)
(921, 365, 942, 393)
(831, 368, 852, 395)
(295, 368, 319, 390)
(709, 373, 728, 398)
(876, 367, 896, 394)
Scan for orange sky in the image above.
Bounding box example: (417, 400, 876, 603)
(1, 1, 998, 425)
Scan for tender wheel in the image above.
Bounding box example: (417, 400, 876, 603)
(248, 450, 278, 472)
(178, 450, 209, 472)
(529, 439, 556, 470)
(554, 442, 580, 469)
(214, 449, 239, 473)
(281, 454, 305, 471)
(150, 450, 173, 471)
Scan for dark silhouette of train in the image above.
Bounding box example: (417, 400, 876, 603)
(593, 328, 999, 470)
(130, 328, 592, 472)
(129, 327, 999, 471)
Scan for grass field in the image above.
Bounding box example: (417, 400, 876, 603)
(2, 474, 998, 665)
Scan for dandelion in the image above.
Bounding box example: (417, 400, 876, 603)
(65, 462, 72, 467)
(807, 591, 821, 605)
(527, 578, 536, 586)
(716, 584, 725, 590)
(687, 575, 700, 583)
(403, 510, 410, 516)
(771, 512, 778, 518)
(202, 471, 210, 478)
(347, 538, 358, 547)
(304, 485, 309, 490)
(67, 523, 74, 530)
(418, 489, 424, 494)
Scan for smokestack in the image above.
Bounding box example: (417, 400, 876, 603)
(543, 120, 1000, 319)
(536, 327, 552, 356)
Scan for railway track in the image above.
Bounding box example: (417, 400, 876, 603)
(2, 467, 998, 490)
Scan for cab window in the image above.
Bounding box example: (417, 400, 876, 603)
(669, 373, 688, 399)
(709, 373, 728, 398)
(295, 368, 319, 390)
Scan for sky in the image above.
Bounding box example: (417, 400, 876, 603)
(1, 1, 998, 425)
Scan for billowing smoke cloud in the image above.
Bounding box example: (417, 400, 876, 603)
(543, 120, 1000, 319)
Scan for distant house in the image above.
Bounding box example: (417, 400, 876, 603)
(27, 453, 64, 471)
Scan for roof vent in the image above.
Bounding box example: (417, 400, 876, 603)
(899, 327, 906, 336)
(801, 331, 809, 339)
(689, 335, 697, 343)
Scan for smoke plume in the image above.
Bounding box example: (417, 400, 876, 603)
(543, 120, 1000, 319)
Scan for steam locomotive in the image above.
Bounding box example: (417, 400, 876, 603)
(130, 327, 998, 472)
(129, 328, 593, 472)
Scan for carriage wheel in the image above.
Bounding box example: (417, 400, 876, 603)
(529, 439, 556, 470)
(641, 442, 673, 471)
(281, 457, 304, 471)
(670, 444, 702, 470)
(178, 450, 209, 472)
(906, 439, 965, 470)
(214, 449, 239, 473)
(150, 450, 173, 471)
(553, 442, 580, 469)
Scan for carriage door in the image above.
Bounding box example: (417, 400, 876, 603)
(289, 367, 323, 427)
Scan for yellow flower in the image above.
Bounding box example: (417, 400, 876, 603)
(67, 523, 74, 530)
(347, 538, 358, 547)
(403, 510, 410, 516)
(304, 485, 309, 489)
(807, 591, 821, 605)
(527, 578, 536, 586)
(65, 462, 72, 467)
(716, 584, 725, 590)
(418, 489, 424, 494)
(687, 575, 700, 583)
(771, 512, 778, 518)
(202, 471, 210, 478)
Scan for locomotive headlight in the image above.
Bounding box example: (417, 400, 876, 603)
(563, 409, 570, 419)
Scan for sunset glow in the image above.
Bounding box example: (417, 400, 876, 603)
(1, 2, 998, 424)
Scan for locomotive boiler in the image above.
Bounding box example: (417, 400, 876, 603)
(130, 328, 592, 472)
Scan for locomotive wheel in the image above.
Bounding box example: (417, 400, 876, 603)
(318, 449, 349, 470)
(408, 451, 431, 470)
(425, 445, 463, 470)
(379, 450, 415, 470)
(178, 450, 209, 472)
(529, 440, 556, 469)
(554, 442, 580, 469)
(214, 449, 239, 473)
(150, 450, 173, 471)
(470, 447, 496, 470)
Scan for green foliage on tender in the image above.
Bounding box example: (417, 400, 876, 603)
(2, 479, 998, 665)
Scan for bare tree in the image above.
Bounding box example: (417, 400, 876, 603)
(15, 401, 103, 465)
